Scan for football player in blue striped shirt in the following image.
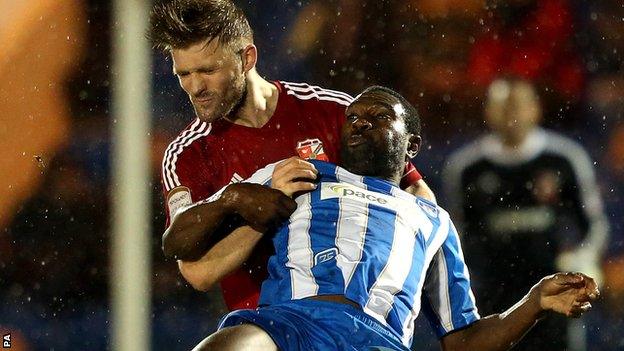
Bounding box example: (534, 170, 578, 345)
(166, 86, 599, 351)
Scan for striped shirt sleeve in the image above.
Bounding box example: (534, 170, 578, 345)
(161, 119, 212, 193)
(280, 81, 354, 106)
(161, 120, 214, 226)
(421, 217, 480, 338)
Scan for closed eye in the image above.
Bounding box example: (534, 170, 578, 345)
(175, 70, 192, 78)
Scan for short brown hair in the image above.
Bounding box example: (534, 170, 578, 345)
(148, 0, 253, 52)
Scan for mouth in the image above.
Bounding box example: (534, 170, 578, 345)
(194, 96, 214, 105)
(347, 134, 367, 147)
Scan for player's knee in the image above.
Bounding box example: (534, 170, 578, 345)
(192, 324, 278, 351)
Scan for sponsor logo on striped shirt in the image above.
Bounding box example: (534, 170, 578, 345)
(321, 182, 393, 206)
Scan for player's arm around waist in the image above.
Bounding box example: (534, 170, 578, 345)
(163, 183, 297, 260)
(171, 182, 296, 291)
(163, 189, 232, 261)
(178, 225, 264, 291)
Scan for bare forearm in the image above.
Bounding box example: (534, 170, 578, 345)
(442, 272, 598, 351)
(179, 225, 263, 291)
(442, 293, 542, 351)
(163, 197, 233, 260)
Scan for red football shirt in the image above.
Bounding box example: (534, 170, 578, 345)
(161, 81, 422, 310)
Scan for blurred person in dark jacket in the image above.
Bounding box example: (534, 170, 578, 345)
(443, 77, 609, 350)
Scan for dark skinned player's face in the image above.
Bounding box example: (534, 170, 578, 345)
(340, 91, 412, 183)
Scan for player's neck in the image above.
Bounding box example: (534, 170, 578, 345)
(343, 163, 402, 186)
(226, 69, 278, 128)
(380, 172, 402, 186)
(500, 132, 529, 150)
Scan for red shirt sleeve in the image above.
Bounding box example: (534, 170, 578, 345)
(161, 138, 215, 227)
(400, 161, 422, 189)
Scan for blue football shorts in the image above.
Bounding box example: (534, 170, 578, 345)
(218, 299, 409, 351)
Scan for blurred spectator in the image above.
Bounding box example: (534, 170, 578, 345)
(466, 0, 585, 100)
(580, 1, 624, 260)
(1, 153, 108, 306)
(443, 77, 609, 351)
(287, 0, 486, 141)
(583, 2, 624, 77)
(285, 0, 397, 93)
(387, 0, 486, 139)
(239, 1, 310, 80)
(0, 1, 86, 229)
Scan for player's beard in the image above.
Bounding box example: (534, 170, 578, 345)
(193, 73, 246, 123)
(340, 134, 405, 182)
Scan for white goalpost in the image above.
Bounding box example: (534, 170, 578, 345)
(111, 0, 152, 350)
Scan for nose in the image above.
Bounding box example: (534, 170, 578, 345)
(187, 73, 207, 97)
(352, 116, 373, 132)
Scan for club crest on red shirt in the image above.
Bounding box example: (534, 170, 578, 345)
(296, 138, 329, 161)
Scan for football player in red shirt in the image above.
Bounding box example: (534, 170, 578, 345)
(149, 0, 435, 311)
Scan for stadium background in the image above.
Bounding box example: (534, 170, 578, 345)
(0, 0, 623, 350)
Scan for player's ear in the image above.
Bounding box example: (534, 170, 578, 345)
(240, 44, 257, 73)
(406, 134, 421, 160)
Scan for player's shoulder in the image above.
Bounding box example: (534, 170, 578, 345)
(278, 80, 354, 107)
(162, 119, 212, 162)
(413, 196, 451, 221)
(539, 128, 595, 174)
(161, 118, 213, 192)
(540, 128, 590, 159)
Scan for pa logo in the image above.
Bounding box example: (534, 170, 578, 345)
(314, 247, 339, 266)
(3, 333, 10, 348)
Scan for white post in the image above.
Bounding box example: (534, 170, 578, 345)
(111, 0, 152, 350)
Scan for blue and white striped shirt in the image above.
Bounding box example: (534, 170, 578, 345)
(211, 160, 479, 346)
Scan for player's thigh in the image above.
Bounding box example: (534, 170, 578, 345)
(192, 324, 278, 351)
